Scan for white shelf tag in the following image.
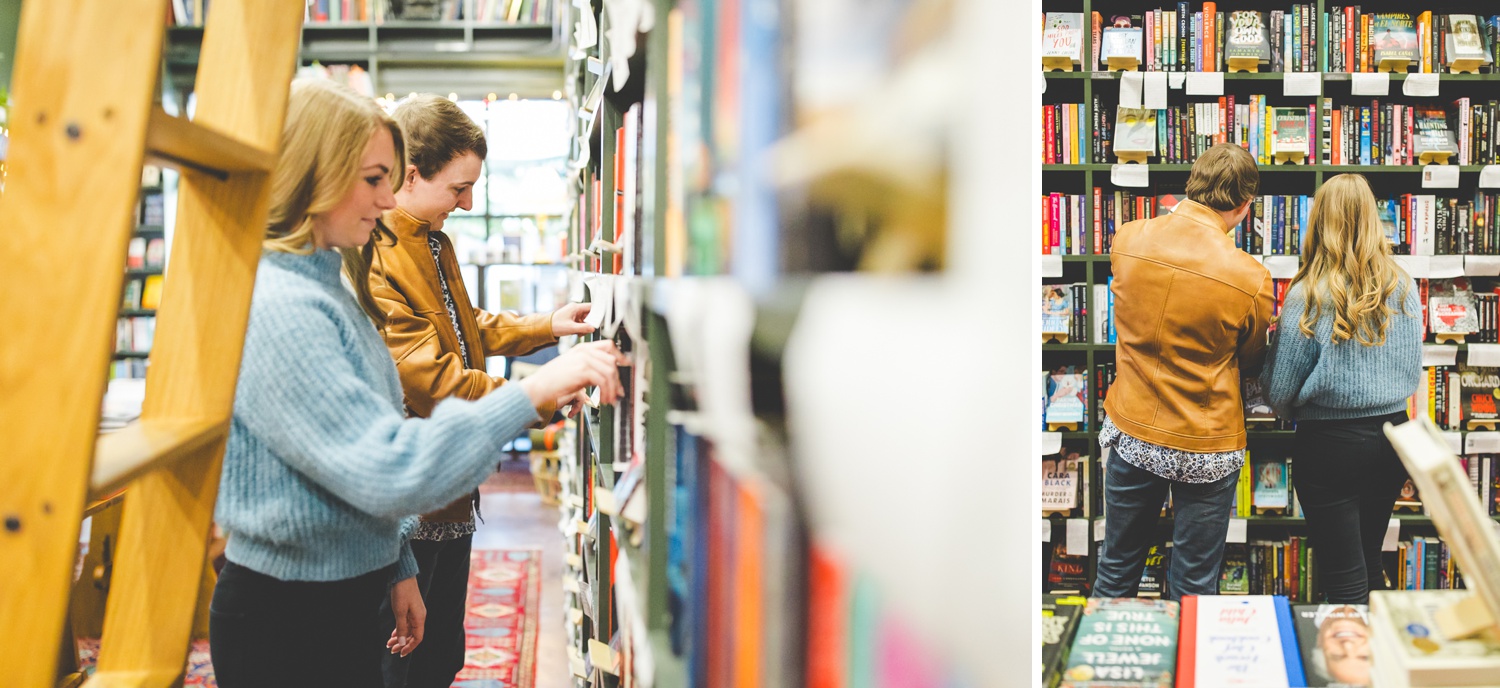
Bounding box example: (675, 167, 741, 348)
(1042, 254, 1064, 278)
(1042, 431, 1063, 455)
(1263, 256, 1300, 279)
(1481, 165, 1500, 189)
(1066, 518, 1089, 556)
(1403, 73, 1440, 97)
(1283, 72, 1321, 96)
(1041, 519, 1052, 542)
(1093, 518, 1107, 541)
(1422, 165, 1460, 189)
(1382, 518, 1400, 552)
(1185, 71, 1224, 96)
(1466, 255, 1500, 276)
(1111, 164, 1150, 188)
(1119, 71, 1144, 109)
(1143, 72, 1168, 109)
(1422, 344, 1459, 367)
(1391, 255, 1431, 278)
(1351, 72, 1391, 96)
(1467, 431, 1500, 454)
(1430, 255, 1465, 279)
(1441, 431, 1464, 455)
(1468, 343, 1500, 367)
(1226, 518, 1248, 544)
(1168, 72, 1186, 89)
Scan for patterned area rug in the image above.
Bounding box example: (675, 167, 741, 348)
(455, 548, 542, 688)
(76, 638, 215, 687)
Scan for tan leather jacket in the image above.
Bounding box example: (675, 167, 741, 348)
(1102, 199, 1274, 453)
(370, 206, 558, 521)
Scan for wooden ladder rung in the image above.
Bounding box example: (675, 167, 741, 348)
(91, 418, 229, 498)
(81, 669, 184, 688)
(145, 106, 276, 179)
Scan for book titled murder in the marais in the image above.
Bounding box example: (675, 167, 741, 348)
(1060, 598, 1179, 688)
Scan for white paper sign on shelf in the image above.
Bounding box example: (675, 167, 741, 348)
(1430, 255, 1465, 279)
(1403, 73, 1440, 97)
(1422, 344, 1459, 367)
(1466, 431, 1500, 454)
(1466, 255, 1500, 276)
(1226, 518, 1248, 544)
(1283, 72, 1322, 96)
(1143, 72, 1168, 109)
(1468, 343, 1500, 367)
(1042, 431, 1063, 455)
(1185, 71, 1225, 96)
(1423, 165, 1461, 189)
(1168, 72, 1186, 89)
(1441, 431, 1464, 455)
(1066, 518, 1089, 555)
(1391, 255, 1431, 278)
(1042, 254, 1063, 278)
(1111, 164, 1150, 188)
(1351, 72, 1391, 96)
(1383, 518, 1401, 552)
(1093, 518, 1107, 541)
(1481, 165, 1500, 189)
(1119, 71, 1144, 108)
(1263, 256, 1300, 279)
(1041, 520, 1052, 542)
(1251, 255, 1264, 264)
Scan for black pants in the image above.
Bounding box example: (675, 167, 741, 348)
(378, 535, 473, 688)
(210, 560, 391, 688)
(1293, 411, 1411, 604)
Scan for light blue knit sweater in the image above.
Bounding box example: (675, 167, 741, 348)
(216, 249, 539, 583)
(1261, 278, 1422, 421)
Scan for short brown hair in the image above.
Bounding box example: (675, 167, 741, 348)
(392, 95, 487, 179)
(1186, 143, 1259, 211)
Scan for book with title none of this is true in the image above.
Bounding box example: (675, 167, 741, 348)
(1060, 597, 1179, 688)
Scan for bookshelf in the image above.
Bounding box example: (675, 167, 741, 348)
(112, 168, 168, 380)
(1041, 0, 1500, 600)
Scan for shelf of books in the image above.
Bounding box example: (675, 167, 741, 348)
(111, 166, 168, 381)
(1042, 3, 1500, 685)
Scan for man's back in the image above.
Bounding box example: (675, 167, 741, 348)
(1103, 198, 1274, 453)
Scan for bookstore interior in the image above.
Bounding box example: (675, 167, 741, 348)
(0, 0, 1025, 688)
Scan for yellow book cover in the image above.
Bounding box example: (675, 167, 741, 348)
(141, 275, 165, 310)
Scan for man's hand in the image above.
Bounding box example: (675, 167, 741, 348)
(519, 340, 629, 410)
(387, 577, 426, 658)
(551, 303, 596, 338)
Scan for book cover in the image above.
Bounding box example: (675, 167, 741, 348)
(1291, 604, 1372, 687)
(1430, 278, 1479, 334)
(1045, 369, 1088, 426)
(1060, 598, 1179, 687)
(1178, 596, 1305, 687)
(1043, 285, 1072, 335)
(1114, 108, 1159, 154)
(1100, 15, 1145, 65)
(1044, 595, 1088, 688)
(1042, 447, 1083, 512)
(1137, 543, 1169, 598)
(141, 275, 165, 310)
(1225, 10, 1271, 63)
(1221, 544, 1251, 594)
(1372, 13, 1420, 64)
(1243, 376, 1276, 422)
(1460, 367, 1500, 425)
(1271, 107, 1310, 156)
(1413, 106, 1459, 156)
(1253, 453, 1291, 510)
(1445, 14, 1493, 64)
(1048, 543, 1089, 593)
(1044, 12, 1087, 64)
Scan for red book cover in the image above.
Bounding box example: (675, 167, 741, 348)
(1045, 105, 1056, 164)
(806, 546, 847, 688)
(707, 460, 733, 688)
(1177, 594, 1199, 686)
(1051, 193, 1062, 253)
(1093, 186, 1104, 254)
(592, 179, 603, 272)
(614, 125, 626, 274)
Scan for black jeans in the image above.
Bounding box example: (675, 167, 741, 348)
(1293, 411, 1411, 604)
(378, 535, 473, 688)
(1094, 456, 1239, 600)
(210, 560, 391, 688)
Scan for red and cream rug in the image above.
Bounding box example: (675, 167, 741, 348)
(454, 548, 542, 688)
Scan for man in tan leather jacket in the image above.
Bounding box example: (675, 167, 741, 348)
(1094, 143, 1274, 600)
(369, 95, 595, 687)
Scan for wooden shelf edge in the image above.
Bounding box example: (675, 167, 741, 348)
(145, 107, 276, 178)
(92, 417, 230, 498)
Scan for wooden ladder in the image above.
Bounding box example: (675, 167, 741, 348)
(0, 0, 304, 685)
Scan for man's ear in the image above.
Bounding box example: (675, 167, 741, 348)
(405, 164, 421, 187)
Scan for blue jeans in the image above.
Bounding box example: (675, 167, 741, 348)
(1093, 455, 1238, 600)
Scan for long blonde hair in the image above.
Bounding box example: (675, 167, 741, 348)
(1290, 174, 1409, 346)
(265, 79, 404, 327)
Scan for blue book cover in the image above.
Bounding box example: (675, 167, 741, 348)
(1360, 107, 1373, 165)
(1298, 195, 1310, 252)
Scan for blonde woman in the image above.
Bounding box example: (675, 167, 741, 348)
(209, 79, 626, 687)
(1261, 173, 1422, 604)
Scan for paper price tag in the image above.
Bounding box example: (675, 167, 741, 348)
(1144, 72, 1168, 109)
(1391, 255, 1431, 278)
(1467, 431, 1500, 454)
(1111, 164, 1150, 188)
(1469, 344, 1500, 367)
(1382, 518, 1400, 552)
(1094, 518, 1107, 541)
(1226, 518, 1248, 544)
(1185, 71, 1224, 96)
(1168, 72, 1186, 89)
(1466, 255, 1500, 276)
(1481, 165, 1500, 189)
(1042, 254, 1063, 278)
(1042, 432, 1063, 455)
(1403, 73, 1440, 97)
(1066, 518, 1089, 556)
(1119, 71, 1144, 109)
(1042, 519, 1052, 542)
(1422, 344, 1459, 367)
(1283, 72, 1322, 96)
(1263, 256, 1300, 279)
(1430, 255, 1465, 279)
(1441, 431, 1464, 455)
(1423, 165, 1460, 189)
(1351, 72, 1391, 96)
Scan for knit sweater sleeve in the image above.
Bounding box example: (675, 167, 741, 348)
(1262, 285, 1318, 418)
(234, 293, 540, 520)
